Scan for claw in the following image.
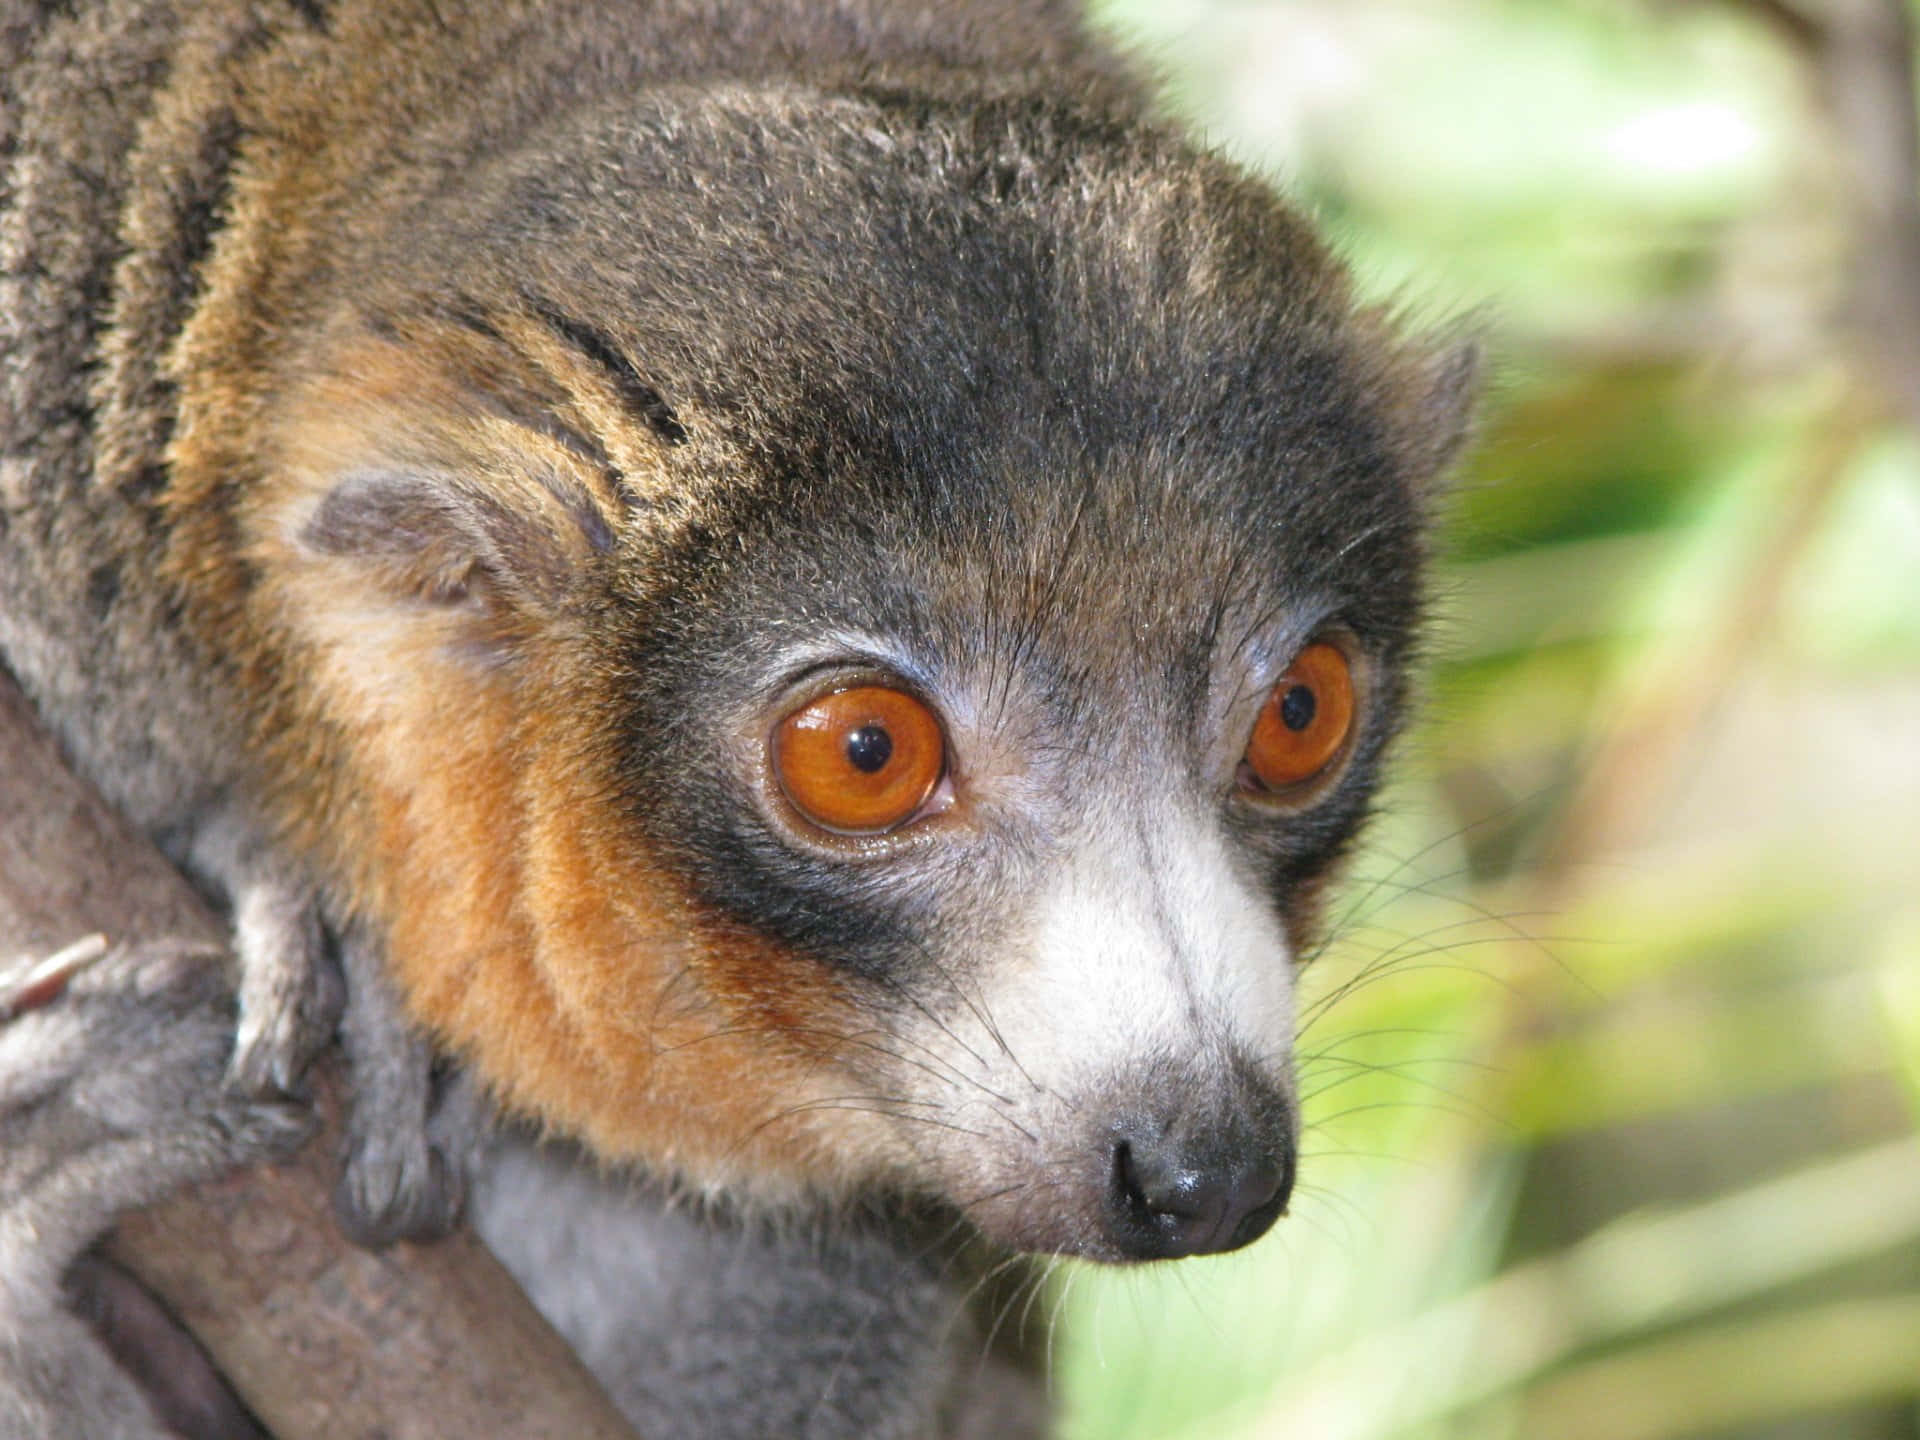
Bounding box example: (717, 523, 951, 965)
(0, 934, 109, 1021)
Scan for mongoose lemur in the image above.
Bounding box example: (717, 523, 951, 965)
(0, 0, 1474, 1434)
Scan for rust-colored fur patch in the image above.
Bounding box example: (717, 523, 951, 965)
(245, 339, 902, 1195)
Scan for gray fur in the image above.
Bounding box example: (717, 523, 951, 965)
(474, 1136, 1048, 1440)
(331, 920, 464, 1245)
(0, 0, 230, 838)
(0, 0, 363, 1181)
(0, 942, 308, 1440)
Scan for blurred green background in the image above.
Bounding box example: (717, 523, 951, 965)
(1055, 2, 1920, 1437)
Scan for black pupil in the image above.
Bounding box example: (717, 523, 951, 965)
(846, 724, 894, 774)
(1279, 684, 1317, 733)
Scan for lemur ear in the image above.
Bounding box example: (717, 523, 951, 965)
(298, 463, 615, 618)
(1359, 313, 1482, 492)
(1405, 337, 1480, 484)
(273, 322, 630, 640)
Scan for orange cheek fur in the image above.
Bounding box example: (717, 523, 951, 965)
(244, 353, 907, 1195)
(313, 623, 900, 1194)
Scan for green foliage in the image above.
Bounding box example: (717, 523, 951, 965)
(1058, 2, 1920, 1436)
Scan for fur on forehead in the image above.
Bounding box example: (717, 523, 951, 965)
(288, 80, 1471, 701)
(354, 82, 1472, 522)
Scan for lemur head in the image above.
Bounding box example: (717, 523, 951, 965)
(246, 86, 1473, 1263)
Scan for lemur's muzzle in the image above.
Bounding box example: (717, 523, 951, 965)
(1096, 1071, 1295, 1260)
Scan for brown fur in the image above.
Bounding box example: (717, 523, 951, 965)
(251, 334, 888, 1186)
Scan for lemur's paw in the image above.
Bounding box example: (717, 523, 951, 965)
(1, 937, 312, 1297)
(334, 1062, 486, 1246)
(333, 1111, 466, 1247)
(207, 1077, 316, 1164)
(0, 940, 306, 1440)
(331, 922, 477, 1245)
(226, 876, 344, 1096)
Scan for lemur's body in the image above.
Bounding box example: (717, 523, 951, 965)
(0, 1, 1472, 1434)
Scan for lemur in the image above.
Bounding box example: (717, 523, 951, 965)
(0, 0, 1475, 1434)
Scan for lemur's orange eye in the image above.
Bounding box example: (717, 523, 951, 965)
(773, 686, 945, 834)
(1244, 642, 1355, 793)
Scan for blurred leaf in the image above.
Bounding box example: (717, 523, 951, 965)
(1518, 1295, 1920, 1440)
(1878, 913, 1920, 1129)
(1229, 1140, 1920, 1439)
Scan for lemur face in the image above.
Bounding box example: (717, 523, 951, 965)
(608, 430, 1419, 1262)
(266, 91, 1464, 1263)
(704, 626, 1335, 1261)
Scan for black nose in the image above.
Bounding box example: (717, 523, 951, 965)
(1108, 1125, 1292, 1260)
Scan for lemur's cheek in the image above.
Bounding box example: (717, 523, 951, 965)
(508, 788, 905, 1191)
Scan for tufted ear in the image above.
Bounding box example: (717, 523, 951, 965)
(297, 462, 616, 625)
(1403, 336, 1480, 485)
(1357, 311, 1482, 492)
(266, 317, 636, 659)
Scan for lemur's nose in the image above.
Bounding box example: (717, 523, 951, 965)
(1107, 1120, 1293, 1260)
